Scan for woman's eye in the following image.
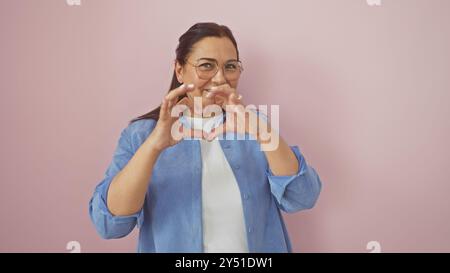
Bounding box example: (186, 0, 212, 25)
(199, 63, 214, 69)
(225, 63, 237, 70)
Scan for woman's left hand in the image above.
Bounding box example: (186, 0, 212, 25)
(205, 84, 270, 142)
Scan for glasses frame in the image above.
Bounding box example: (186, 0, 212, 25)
(185, 58, 244, 80)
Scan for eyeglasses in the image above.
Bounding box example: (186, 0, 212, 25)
(186, 58, 244, 81)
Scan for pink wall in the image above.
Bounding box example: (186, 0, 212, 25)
(1, 0, 449, 252)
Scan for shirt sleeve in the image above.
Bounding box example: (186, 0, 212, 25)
(89, 125, 144, 239)
(266, 145, 322, 213)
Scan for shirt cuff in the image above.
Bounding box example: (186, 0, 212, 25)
(266, 146, 307, 204)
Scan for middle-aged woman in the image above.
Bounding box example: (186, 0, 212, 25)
(89, 22, 322, 253)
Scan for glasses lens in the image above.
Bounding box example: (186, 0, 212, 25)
(196, 60, 218, 80)
(194, 60, 243, 80)
(224, 61, 242, 80)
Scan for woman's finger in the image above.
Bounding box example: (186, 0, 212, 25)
(229, 93, 243, 105)
(205, 84, 234, 98)
(159, 98, 169, 120)
(165, 83, 195, 102)
(175, 96, 193, 116)
(212, 94, 227, 108)
(206, 84, 243, 106)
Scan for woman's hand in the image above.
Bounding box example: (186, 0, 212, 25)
(205, 83, 243, 109)
(147, 84, 204, 152)
(205, 84, 270, 142)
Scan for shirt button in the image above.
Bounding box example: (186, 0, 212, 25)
(233, 164, 240, 170)
(248, 227, 253, 233)
(243, 194, 250, 200)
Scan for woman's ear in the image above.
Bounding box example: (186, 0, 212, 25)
(175, 61, 184, 84)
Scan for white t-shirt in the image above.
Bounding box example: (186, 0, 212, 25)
(180, 113, 249, 253)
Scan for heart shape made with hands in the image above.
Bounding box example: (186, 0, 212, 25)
(179, 112, 224, 135)
(171, 83, 264, 142)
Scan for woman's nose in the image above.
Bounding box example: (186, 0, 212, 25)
(211, 66, 227, 85)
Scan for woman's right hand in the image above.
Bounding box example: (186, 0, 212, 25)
(146, 83, 198, 152)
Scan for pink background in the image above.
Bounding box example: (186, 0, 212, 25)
(1, 0, 449, 252)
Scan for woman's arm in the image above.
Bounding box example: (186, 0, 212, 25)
(259, 133, 299, 176)
(107, 84, 196, 216)
(106, 136, 161, 216)
(202, 83, 321, 212)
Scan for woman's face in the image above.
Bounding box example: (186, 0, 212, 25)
(175, 37, 240, 113)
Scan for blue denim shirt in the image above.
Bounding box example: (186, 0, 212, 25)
(89, 118, 322, 252)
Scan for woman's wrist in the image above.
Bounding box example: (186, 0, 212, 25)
(143, 134, 164, 156)
(251, 115, 275, 144)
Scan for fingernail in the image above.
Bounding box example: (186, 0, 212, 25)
(180, 83, 185, 88)
(206, 92, 213, 98)
(187, 83, 194, 88)
(237, 94, 243, 100)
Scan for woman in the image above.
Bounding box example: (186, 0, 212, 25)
(89, 22, 322, 253)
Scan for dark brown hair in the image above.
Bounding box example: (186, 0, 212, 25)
(131, 22, 239, 123)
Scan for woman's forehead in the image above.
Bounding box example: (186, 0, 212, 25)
(190, 37, 237, 61)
